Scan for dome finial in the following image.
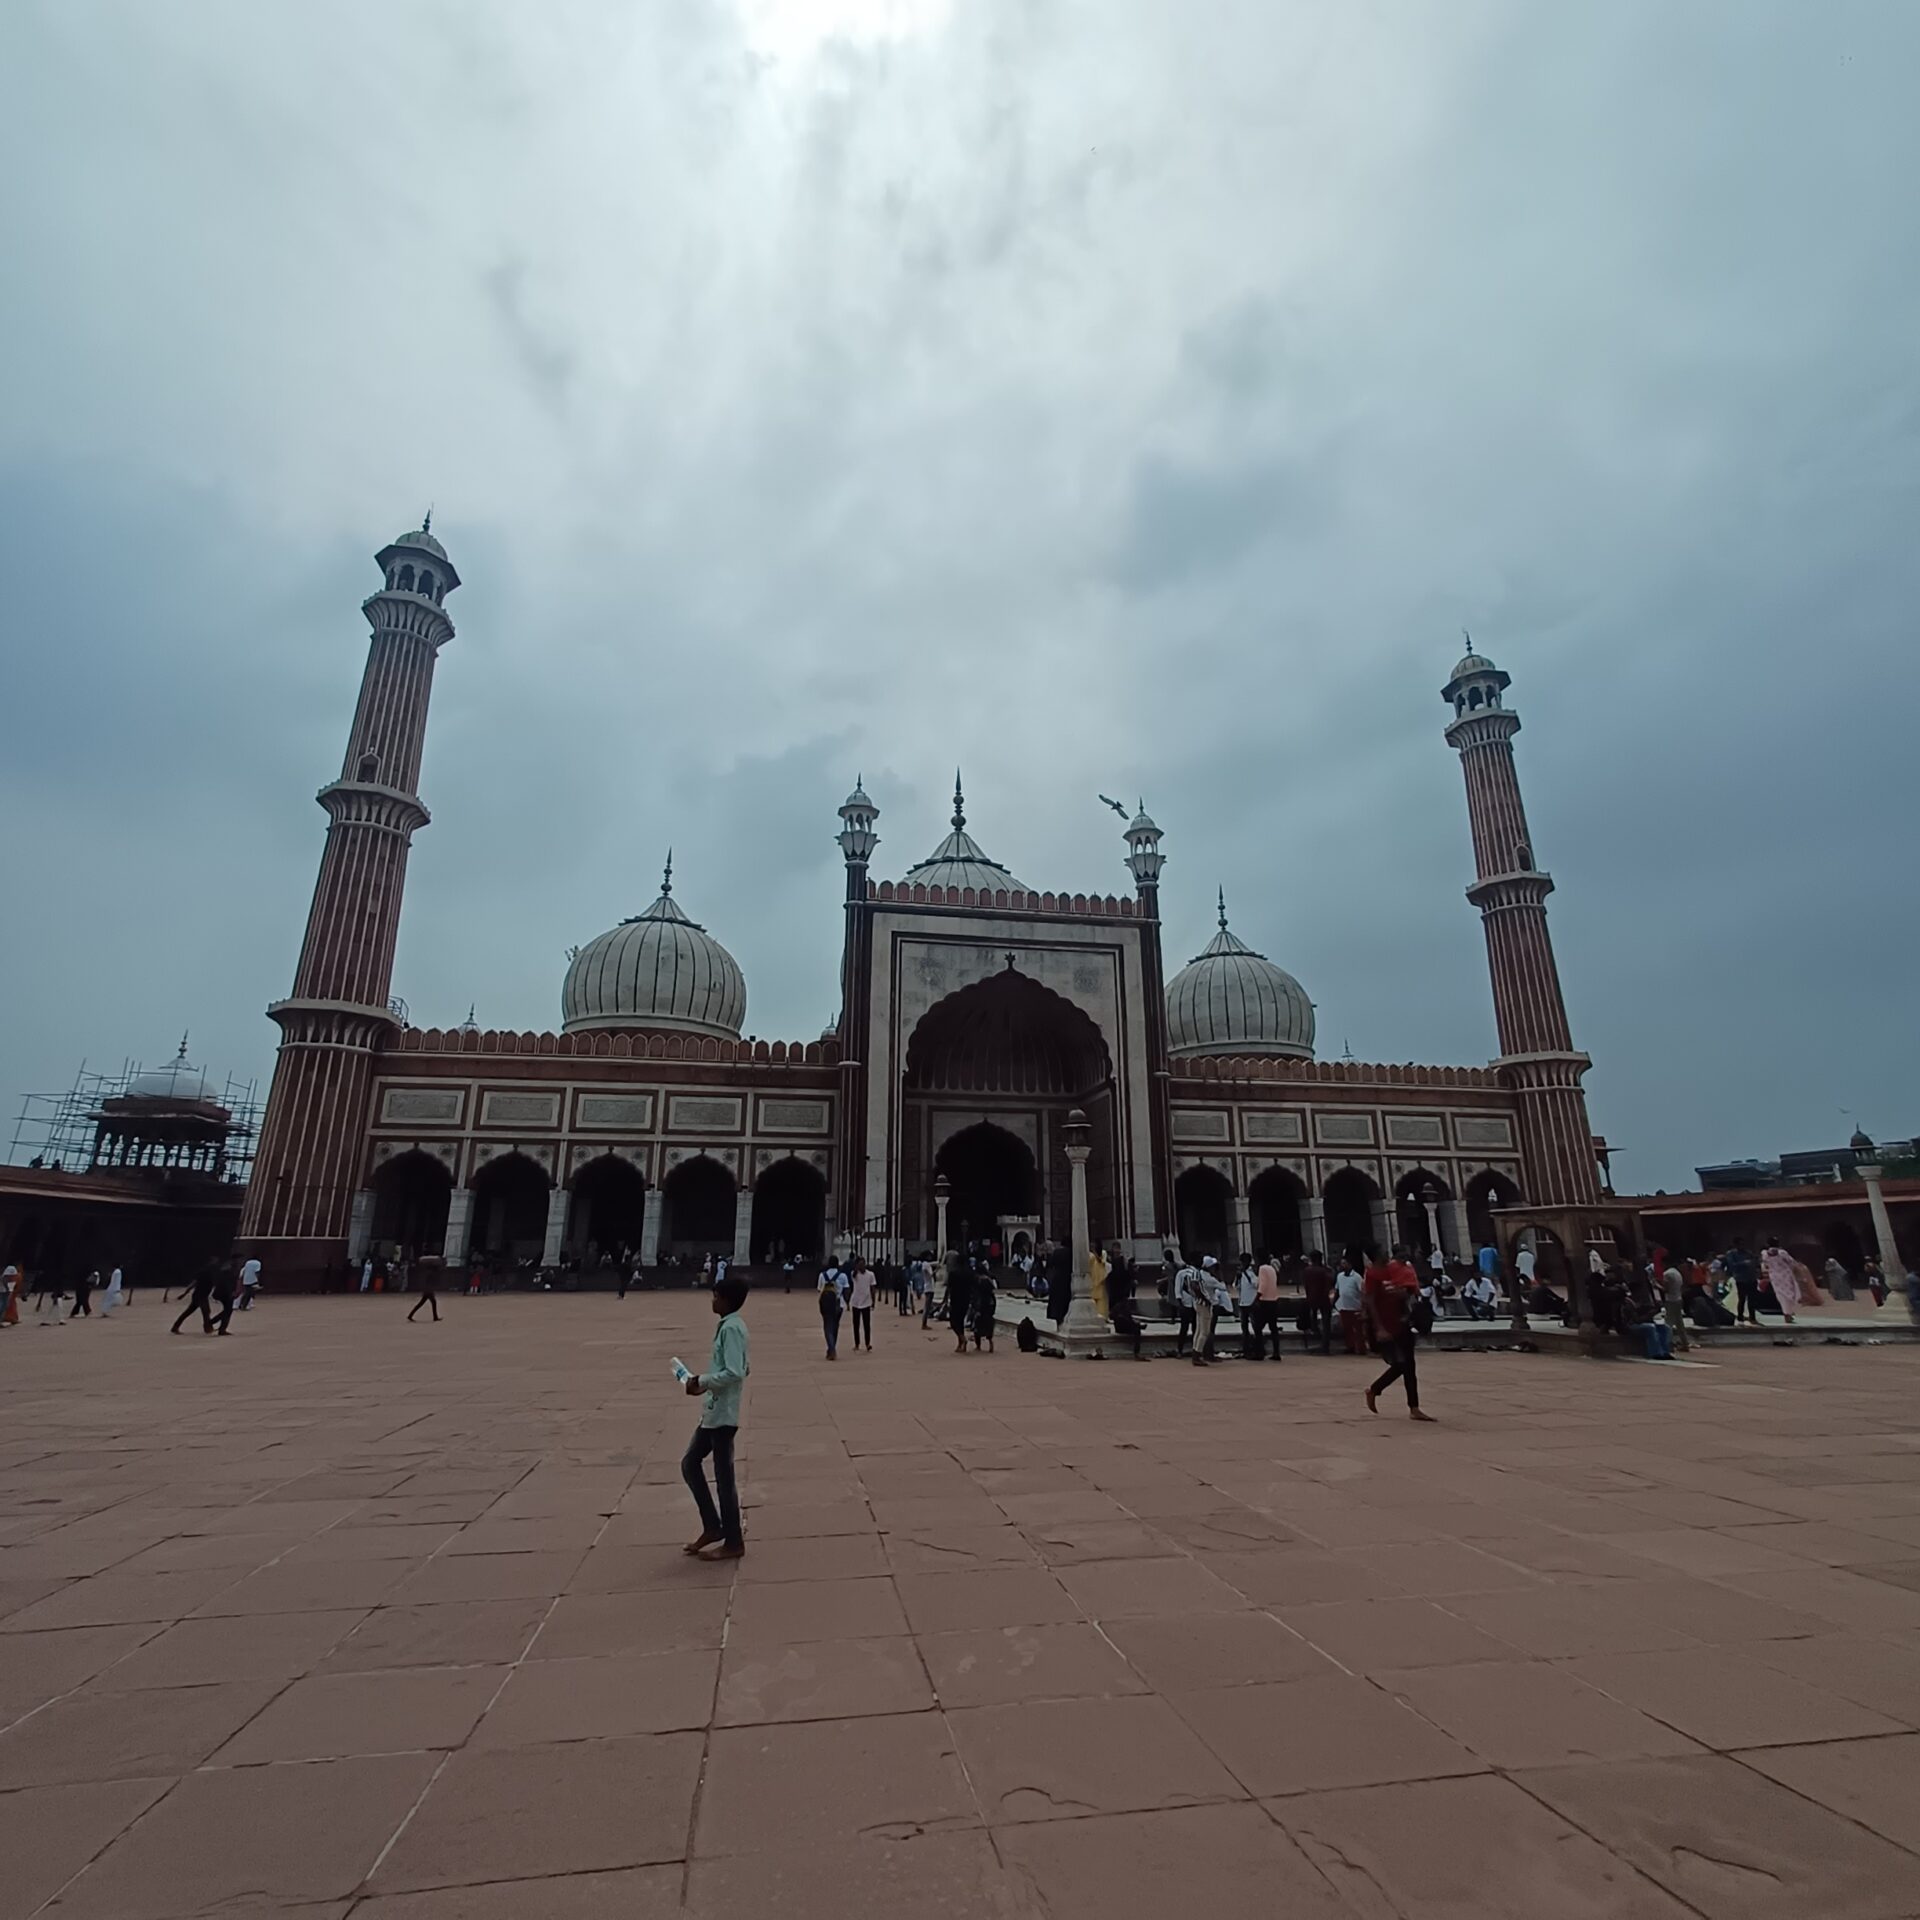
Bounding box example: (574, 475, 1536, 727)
(1217, 886, 1228, 932)
(176, 1031, 190, 1062)
(952, 769, 965, 832)
(422, 505, 433, 535)
(661, 849, 674, 897)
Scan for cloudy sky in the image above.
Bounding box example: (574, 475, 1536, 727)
(2, 0, 1915, 1190)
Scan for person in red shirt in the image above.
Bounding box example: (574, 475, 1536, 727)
(1364, 1246, 1435, 1421)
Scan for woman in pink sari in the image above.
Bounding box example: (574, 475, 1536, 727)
(1759, 1239, 1800, 1322)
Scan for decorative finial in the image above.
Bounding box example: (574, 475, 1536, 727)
(1461, 626, 1471, 648)
(952, 769, 965, 832)
(661, 849, 674, 897)
(176, 1032, 190, 1062)
(423, 506, 433, 534)
(1217, 886, 1228, 932)
(465, 1002, 475, 1023)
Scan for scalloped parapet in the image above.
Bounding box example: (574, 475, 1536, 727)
(392, 1027, 841, 1066)
(869, 880, 1136, 917)
(1167, 1055, 1499, 1087)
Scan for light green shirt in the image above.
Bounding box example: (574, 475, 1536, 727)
(700, 1311, 750, 1429)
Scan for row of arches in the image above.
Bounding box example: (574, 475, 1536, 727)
(368, 1147, 827, 1268)
(1173, 1162, 1521, 1265)
(383, 561, 448, 604)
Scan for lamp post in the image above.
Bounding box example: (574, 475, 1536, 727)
(1852, 1131, 1909, 1297)
(1420, 1180, 1443, 1264)
(934, 1174, 952, 1263)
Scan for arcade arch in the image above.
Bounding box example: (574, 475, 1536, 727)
(568, 1154, 648, 1265)
(752, 1156, 826, 1264)
(661, 1155, 736, 1260)
(370, 1149, 452, 1258)
(469, 1152, 549, 1266)
(1175, 1163, 1233, 1262)
(1322, 1166, 1382, 1264)
(1249, 1165, 1306, 1259)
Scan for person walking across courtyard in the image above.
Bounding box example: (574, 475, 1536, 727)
(1364, 1248, 1434, 1421)
(237, 1256, 262, 1310)
(407, 1251, 443, 1322)
(818, 1259, 845, 1359)
(171, 1262, 218, 1335)
(69, 1268, 97, 1318)
(1759, 1238, 1801, 1323)
(945, 1247, 973, 1354)
(847, 1257, 875, 1351)
(209, 1262, 238, 1335)
(682, 1273, 750, 1560)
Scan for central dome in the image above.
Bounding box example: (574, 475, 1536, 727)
(1166, 892, 1314, 1060)
(561, 859, 747, 1039)
(901, 772, 1030, 894)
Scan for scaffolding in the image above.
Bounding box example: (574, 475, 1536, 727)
(7, 1058, 261, 1185)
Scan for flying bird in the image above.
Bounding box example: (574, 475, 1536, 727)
(1098, 794, 1130, 820)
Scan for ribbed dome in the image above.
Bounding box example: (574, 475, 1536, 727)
(562, 860, 746, 1039)
(1166, 892, 1314, 1060)
(391, 525, 448, 562)
(1450, 649, 1497, 682)
(901, 771, 1030, 894)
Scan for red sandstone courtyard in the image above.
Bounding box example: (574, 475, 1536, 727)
(4, 1292, 1920, 1919)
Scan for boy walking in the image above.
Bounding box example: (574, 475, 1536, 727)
(683, 1273, 750, 1559)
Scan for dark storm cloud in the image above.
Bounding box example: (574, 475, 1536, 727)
(0, 0, 1915, 1185)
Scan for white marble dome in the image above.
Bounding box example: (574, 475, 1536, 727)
(1166, 894, 1315, 1060)
(901, 773, 1030, 894)
(562, 862, 746, 1039)
(125, 1046, 216, 1103)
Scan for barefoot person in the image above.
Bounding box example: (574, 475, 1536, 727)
(682, 1273, 750, 1560)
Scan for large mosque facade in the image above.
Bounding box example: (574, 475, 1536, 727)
(235, 525, 1603, 1288)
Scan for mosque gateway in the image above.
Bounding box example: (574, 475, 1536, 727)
(235, 528, 1602, 1286)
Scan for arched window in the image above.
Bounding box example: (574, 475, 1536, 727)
(398, 564, 415, 592)
(1468, 686, 1483, 709)
(417, 570, 435, 598)
(386, 567, 398, 588)
(356, 751, 380, 781)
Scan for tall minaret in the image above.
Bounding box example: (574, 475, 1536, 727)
(831, 777, 880, 1256)
(1124, 803, 1174, 1246)
(1443, 644, 1600, 1207)
(237, 522, 459, 1282)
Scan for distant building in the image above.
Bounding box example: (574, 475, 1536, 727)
(1698, 1136, 1917, 1191)
(0, 1043, 253, 1283)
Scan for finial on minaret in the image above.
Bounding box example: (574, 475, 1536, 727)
(661, 849, 674, 897)
(952, 769, 966, 831)
(422, 506, 433, 535)
(1217, 886, 1228, 932)
(176, 1032, 190, 1062)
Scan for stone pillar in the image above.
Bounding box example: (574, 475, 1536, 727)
(1369, 1197, 1395, 1257)
(442, 1188, 473, 1265)
(1444, 1198, 1471, 1260)
(1057, 1109, 1107, 1338)
(935, 1181, 951, 1261)
(346, 1189, 375, 1264)
(640, 1187, 663, 1267)
(1422, 1194, 1443, 1260)
(1230, 1194, 1252, 1260)
(1301, 1195, 1328, 1259)
(541, 1186, 569, 1268)
(732, 1187, 753, 1267)
(1860, 1165, 1909, 1286)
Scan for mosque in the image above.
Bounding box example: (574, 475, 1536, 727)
(235, 523, 1606, 1288)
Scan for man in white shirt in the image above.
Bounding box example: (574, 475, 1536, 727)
(1333, 1256, 1367, 1353)
(238, 1257, 263, 1310)
(1172, 1257, 1204, 1359)
(1464, 1272, 1497, 1320)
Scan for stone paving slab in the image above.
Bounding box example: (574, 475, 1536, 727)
(2, 1290, 1919, 1916)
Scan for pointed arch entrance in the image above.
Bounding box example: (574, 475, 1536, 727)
(469, 1152, 549, 1266)
(752, 1156, 826, 1263)
(370, 1150, 453, 1259)
(661, 1154, 735, 1261)
(1322, 1167, 1382, 1265)
(1175, 1164, 1233, 1262)
(900, 969, 1115, 1250)
(568, 1154, 648, 1266)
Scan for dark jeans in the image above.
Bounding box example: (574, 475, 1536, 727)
(821, 1301, 841, 1355)
(1238, 1307, 1257, 1357)
(1735, 1278, 1758, 1323)
(851, 1305, 872, 1348)
(1175, 1305, 1196, 1352)
(69, 1289, 93, 1317)
(1303, 1300, 1332, 1353)
(1254, 1300, 1287, 1358)
(1369, 1330, 1420, 1409)
(407, 1290, 440, 1321)
(172, 1293, 214, 1332)
(211, 1293, 235, 1334)
(681, 1424, 742, 1548)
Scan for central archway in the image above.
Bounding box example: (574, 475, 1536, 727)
(569, 1154, 648, 1267)
(901, 970, 1116, 1249)
(661, 1154, 735, 1260)
(935, 1123, 1036, 1248)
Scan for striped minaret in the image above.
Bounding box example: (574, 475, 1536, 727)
(236, 521, 459, 1284)
(1443, 644, 1601, 1207)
